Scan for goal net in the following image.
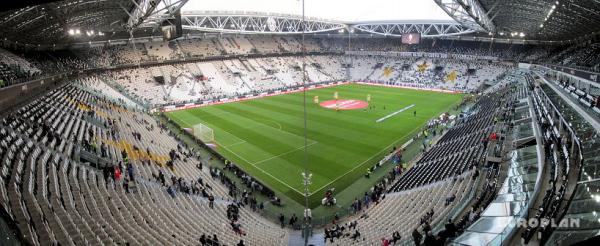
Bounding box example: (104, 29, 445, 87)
(192, 123, 214, 143)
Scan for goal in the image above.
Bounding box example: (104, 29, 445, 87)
(192, 123, 215, 143)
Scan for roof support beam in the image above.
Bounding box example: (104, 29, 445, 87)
(125, 0, 188, 30)
(351, 21, 475, 37)
(180, 11, 476, 37)
(181, 12, 346, 34)
(434, 0, 495, 33)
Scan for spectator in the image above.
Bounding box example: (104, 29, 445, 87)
(445, 219, 456, 238)
(127, 163, 135, 182)
(114, 166, 121, 181)
(381, 237, 390, 246)
(208, 195, 215, 209)
(423, 231, 437, 246)
(412, 229, 423, 246)
(167, 185, 176, 198)
(212, 234, 219, 245)
(199, 234, 207, 245)
(289, 214, 298, 227)
(352, 229, 361, 241)
(391, 231, 401, 244)
(279, 213, 285, 228)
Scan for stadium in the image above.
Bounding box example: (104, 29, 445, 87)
(0, 0, 599, 245)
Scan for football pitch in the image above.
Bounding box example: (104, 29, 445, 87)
(166, 83, 463, 207)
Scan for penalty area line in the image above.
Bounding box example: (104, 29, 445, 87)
(224, 140, 247, 148)
(252, 141, 318, 166)
(219, 136, 309, 196)
(376, 104, 416, 123)
(170, 113, 308, 195)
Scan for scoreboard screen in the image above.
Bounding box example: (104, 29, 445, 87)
(402, 33, 421, 44)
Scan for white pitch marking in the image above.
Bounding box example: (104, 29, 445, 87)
(220, 142, 308, 195)
(224, 140, 247, 148)
(170, 113, 312, 195)
(376, 104, 416, 123)
(209, 110, 317, 143)
(252, 141, 318, 166)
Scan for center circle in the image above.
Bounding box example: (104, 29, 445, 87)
(319, 99, 369, 110)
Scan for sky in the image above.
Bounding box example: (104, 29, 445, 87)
(182, 0, 453, 22)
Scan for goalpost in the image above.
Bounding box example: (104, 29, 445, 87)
(192, 123, 215, 143)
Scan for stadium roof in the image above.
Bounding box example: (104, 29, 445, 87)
(477, 0, 600, 40)
(0, 0, 136, 45)
(182, 0, 454, 22)
(0, 0, 599, 46)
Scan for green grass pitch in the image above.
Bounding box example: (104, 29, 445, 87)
(166, 84, 463, 207)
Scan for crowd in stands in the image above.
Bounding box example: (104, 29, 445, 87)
(2, 36, 599, 90)
(0, 72, 521, 245)
(389, 85, 513, 192)
(101, 53, 514, 107)
(316, 83, 518, 245)
(104, 55, 347, 106)
(0, 48, 93, 88)
(5, 62, 592, 246)
(325, 176, 474, 245)
(537, 41, 600, 72)
(349, 55, 510, 92)
(0, 78, 289, 245)
(0, 47, 42, 87)
(2, 34, 599, 246)
(3, 71, 519, 245)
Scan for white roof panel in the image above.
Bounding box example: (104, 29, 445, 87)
(182, 0, 453, 22)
